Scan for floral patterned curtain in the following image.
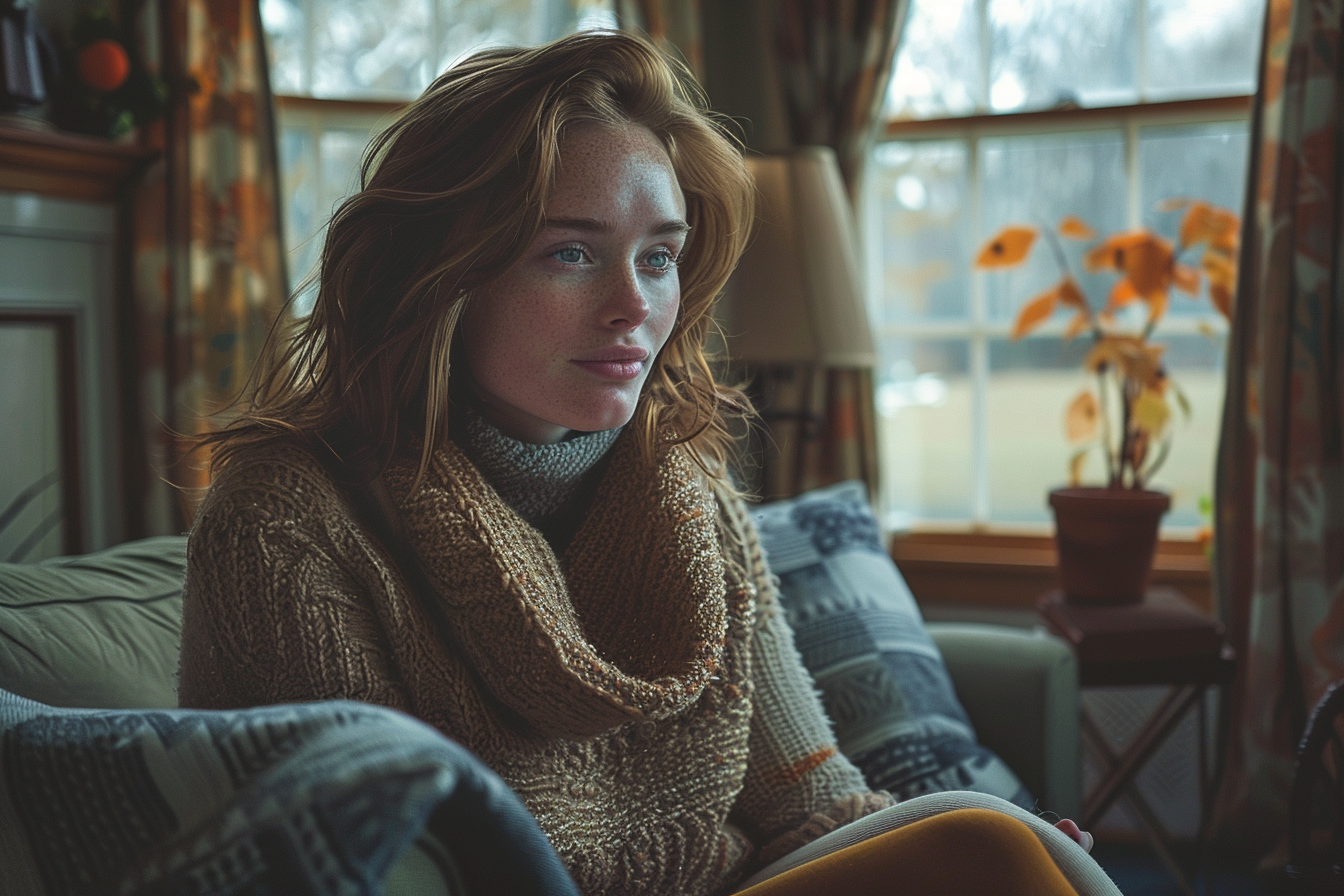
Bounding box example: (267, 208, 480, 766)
(1213, 0, 1344, 849)
(129, 0, 288, 533)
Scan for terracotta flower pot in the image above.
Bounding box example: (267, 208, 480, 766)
(1048, 487, 1171, 605)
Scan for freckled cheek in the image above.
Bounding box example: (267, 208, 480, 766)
(647, 290, 681, 352)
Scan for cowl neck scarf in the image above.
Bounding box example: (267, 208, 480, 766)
(382, 427, 733, 739)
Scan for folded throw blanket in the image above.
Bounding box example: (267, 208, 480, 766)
(0, 689, 578, 896)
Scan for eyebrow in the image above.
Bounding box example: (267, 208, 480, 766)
(542, 216, 692, 236)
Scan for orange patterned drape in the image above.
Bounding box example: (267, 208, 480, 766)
(129, 0, 287, 533)
(621, 0, 705, 82)
(1213, 0, 1344, 851)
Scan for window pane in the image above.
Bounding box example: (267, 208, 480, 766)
(886, 0, 981, 120)
(1140, 121, 1249, 317)
(1146, 0, 1265, 100)
(438, 0, 545, 70)
(987, 336, 1091, 522)
(261, 0, 307, 94)
(988, 0, 1138, 111)
(279, 125, 320, 311)
(979, 132, 1128, 323)
(878, 339, 973, 525)
(312, 0, 433, 99)
(319, 128, 375, 220)
(871, 140, 972, 323)
(1151, 335, 1225, 527)
(437, 0, 617, 71)
(985, 334, 1225, 527)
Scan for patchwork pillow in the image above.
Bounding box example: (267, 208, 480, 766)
(752, 481, 1034, 810)
(0, 536, 186, 709)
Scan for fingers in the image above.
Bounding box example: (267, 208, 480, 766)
(1053, 818, 1094, 854)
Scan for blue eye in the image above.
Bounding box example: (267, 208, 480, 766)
(647, 249, 678, 271)
(553, 246, 586, 264)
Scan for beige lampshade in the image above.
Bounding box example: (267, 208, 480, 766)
(719, 147, 877, 366)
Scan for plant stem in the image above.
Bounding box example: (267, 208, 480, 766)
(1097, 368, 1119, 485)
(1042, 227, 1074, 280)
(1045, 225, 1106, 339)
(1118, 374, 1136, 488)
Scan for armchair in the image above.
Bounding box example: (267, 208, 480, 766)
(0, 536, 1081, 894)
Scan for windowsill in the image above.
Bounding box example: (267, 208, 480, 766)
(891, 529, 1212, 614)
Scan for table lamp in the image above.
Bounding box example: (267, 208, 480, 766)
(718, 146, 876, 367)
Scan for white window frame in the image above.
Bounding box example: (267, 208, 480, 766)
(863, 95, 1251, 535)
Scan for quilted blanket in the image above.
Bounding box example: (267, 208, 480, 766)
(0, 689, 565, 896)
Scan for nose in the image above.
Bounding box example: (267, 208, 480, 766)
(600, 263, 651, 330)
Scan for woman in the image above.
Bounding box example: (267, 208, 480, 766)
(179, 31, 1107, 896)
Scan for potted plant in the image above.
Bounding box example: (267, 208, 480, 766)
(975, 201, 1238, 604)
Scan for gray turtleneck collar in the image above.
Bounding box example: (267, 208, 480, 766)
(452, 407, 623, 551)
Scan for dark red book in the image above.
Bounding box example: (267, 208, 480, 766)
(1039, 587, 1225, 665)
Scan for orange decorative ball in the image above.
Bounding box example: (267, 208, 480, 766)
(78, 39, 131, 93)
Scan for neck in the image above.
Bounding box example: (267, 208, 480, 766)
(451, 405, 623, 551)
(469, 387, 571, 444)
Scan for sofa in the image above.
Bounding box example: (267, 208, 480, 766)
(0, 534, 1081, 894)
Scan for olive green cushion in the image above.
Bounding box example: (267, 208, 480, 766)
(0, 536, 186, 709)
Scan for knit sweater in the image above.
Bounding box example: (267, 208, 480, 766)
(178, 425, 894, 896)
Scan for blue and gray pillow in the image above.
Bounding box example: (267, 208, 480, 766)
(752, 481, 1033, 810)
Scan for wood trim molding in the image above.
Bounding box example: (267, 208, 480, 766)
(891, 530, 1212, 613)
(274, 94, 408, 116)
(884, 94, 1253, 139)
(0, 123, 156, 202)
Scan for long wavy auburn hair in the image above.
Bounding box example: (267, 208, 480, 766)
(203, 31, 755, 487)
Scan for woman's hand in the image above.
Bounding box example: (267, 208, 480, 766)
(1054, 818, 1094, 853)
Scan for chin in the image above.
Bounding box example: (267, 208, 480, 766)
(564, 399, 640, 434)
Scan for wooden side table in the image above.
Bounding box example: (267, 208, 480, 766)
(1039, 588, 1236, 896)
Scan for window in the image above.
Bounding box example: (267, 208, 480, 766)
(867, 0, 1263, 534)
(262, 0, 617, 312)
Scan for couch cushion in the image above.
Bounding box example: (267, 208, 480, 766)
(0, 536, 186, 708)
(752, 481, 1034, 809)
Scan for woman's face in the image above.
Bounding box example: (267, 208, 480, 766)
(462, 121, 688, 443)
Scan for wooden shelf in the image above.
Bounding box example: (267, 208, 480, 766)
(0, 122, 157, 203)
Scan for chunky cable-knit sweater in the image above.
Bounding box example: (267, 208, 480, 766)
(178, 422, 894, 896)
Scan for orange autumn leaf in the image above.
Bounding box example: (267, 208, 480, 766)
(1211, 282, 1234, 320)
(1085, 231, 1174, 299)
(1085, 336, 1165, 386)
(1210, 211, 1240, 252)
(1133, 388, 1171, 436)
(1058, 215, 1096, 240)
(1068, 449, 1090, 487)
(1011, 284, 1060, 340)
(1173, 264, 1200, 295)
(1084, 232, 1147, 273)
(1058, 277, 1088, 310)
(1107, 278, 1141, 311)
(1179, 202, 1215, 248)
(1065, 390, 1100, 443)
(1181, 201, 1240, 251)
(975, 226, 1038, 268)
(1064, 310, 1091, 340)
(1203, 251, 1237, 319)
(1121, 233, 1175, 298)
(1203, 251, 1236, 289)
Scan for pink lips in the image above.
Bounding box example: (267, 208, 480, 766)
(571, 347, 649, 381)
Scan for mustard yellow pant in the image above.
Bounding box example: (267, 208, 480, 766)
(736, 808, 1081, 896)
